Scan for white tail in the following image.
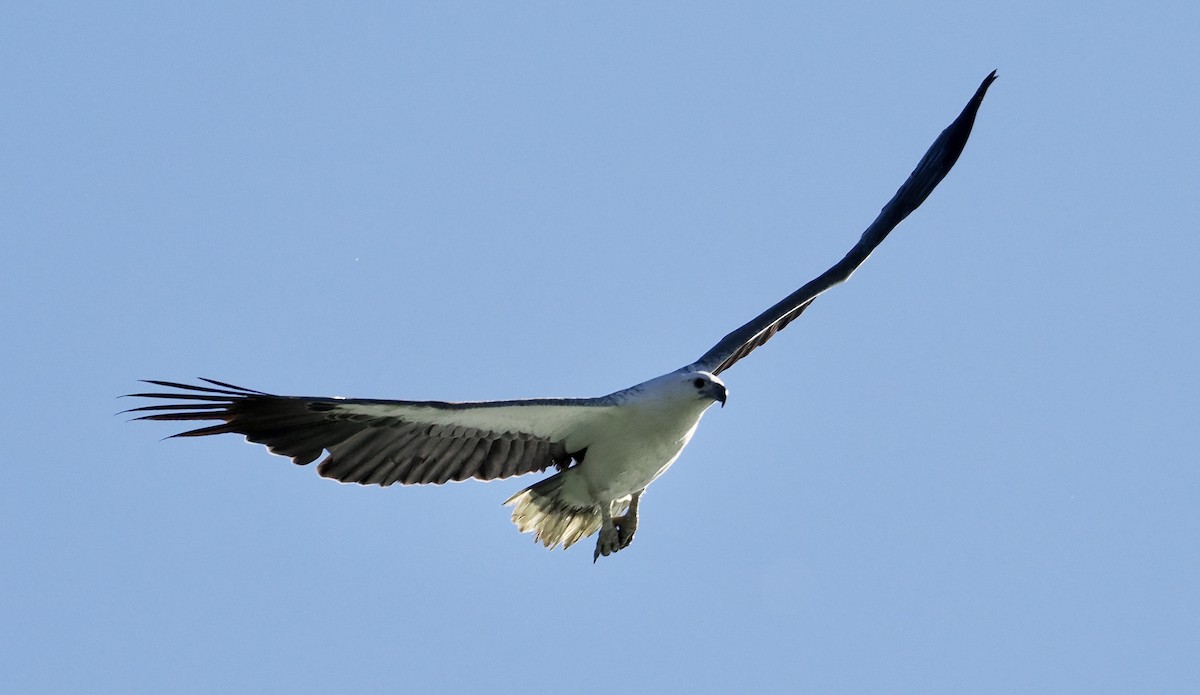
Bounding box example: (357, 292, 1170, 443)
(504, 472, 604, 550)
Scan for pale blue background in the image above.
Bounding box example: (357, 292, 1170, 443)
(3, 2, 1198, 693)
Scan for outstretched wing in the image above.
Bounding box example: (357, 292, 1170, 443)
(688, 71, 996, 376)
(125, 379, 615, 486)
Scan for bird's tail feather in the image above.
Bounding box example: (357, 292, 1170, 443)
(504, 473, 602, 550)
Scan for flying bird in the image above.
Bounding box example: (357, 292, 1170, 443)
(128, 72, 996, 561)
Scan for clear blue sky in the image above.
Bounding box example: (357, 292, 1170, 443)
(3, 2, 1198, 693)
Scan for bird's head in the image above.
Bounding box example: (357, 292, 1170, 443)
(625, 370, 728, 410)
(683, 370, 727, 408)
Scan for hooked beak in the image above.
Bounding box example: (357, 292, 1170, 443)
(707, 382, 728, 408)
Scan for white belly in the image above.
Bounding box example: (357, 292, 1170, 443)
(559, 399, 712, 505)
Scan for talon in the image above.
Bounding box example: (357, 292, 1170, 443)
(594, 523, 620, 563)
(592, 493, 642, 562)
(614, 515, 636, 550)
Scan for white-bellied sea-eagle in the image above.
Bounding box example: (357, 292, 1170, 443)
(127, 72, 996, 561)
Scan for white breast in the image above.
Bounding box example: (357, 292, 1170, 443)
(564, 390, 717, 504)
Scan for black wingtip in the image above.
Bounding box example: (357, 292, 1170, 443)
(969, 71, 999, 116)
(942, 69, 998, 155)
(896, 70, 995, 208)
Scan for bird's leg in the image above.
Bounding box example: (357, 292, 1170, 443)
(594, 505, 619, 562)
(593, 492, 642, 562)
(612, 491, 641, 550)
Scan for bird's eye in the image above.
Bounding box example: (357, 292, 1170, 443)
(692, 378, 705, 389)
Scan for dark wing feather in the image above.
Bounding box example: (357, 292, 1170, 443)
(689, 71, 997, 376)
(125, 379, 613, 485)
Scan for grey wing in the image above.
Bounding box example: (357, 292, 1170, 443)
(688, 71, 997, 376)
(125, 379, 614, 485)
